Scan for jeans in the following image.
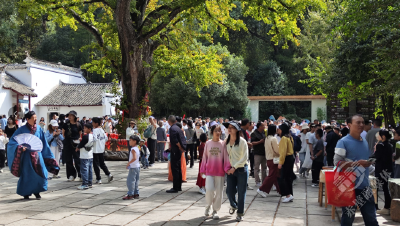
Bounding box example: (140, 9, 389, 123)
(226, 165, 248, 216)
(80, 158, 93, 186)
(127, 167, 140, 196)
(147, 138, 157, 164)
(341, 188, 378, 226)
(141, 155, 149, 167)
(93, 153, 110, 180)
(157, 142, 165, 162)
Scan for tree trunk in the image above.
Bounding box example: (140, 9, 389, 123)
(381, 95, 389, 127)
(387, 95, 396, 127)
(115, 0, 155, 119)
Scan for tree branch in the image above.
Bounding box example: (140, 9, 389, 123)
(68, 9, 104, 47)
(139, 7, 182, 43)
(51, 0, 112, 10)
(137, 5, 174, 33)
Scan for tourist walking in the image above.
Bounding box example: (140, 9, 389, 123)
(166, 115, 187, 193)
(277, 122, 295, 203)
(45, 120, 64, 178)
(200, 123, 230, 219)
(326, 125, 340, 166)
(92, 117, 113, 184)
(311, 129, 324, 187)
(196, 133, 208, 194)
(298, 124, 309, 177)
(184, 120, 196, 167)
(146, 116, 157, 166)
(251, 122, 266, 187)
(123, 135, 141, 200)
(374, 129, 393, 215)
(5, 117, 18, 138)
(257, 124, 280, 196)
(0, 129, 9, 173)
(224, 121, 248, 222)
(62, 110, 82, 181)
(156, 121, 167, 162)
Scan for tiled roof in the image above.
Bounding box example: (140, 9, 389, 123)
(24, 57, 82, 74)
(36, 82, 113, 106)
(3, 72, 37, 96)
(0, 64, 27, 70)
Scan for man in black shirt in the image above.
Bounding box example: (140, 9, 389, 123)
(325, 126, 340, 166)
(311, 129, 324, 187)
(251, 122, 266, 186)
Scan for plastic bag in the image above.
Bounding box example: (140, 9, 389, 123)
(325, 165, 356, 207)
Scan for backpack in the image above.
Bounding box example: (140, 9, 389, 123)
(143, 126, 153, 139)
(291, 133, 301, 153)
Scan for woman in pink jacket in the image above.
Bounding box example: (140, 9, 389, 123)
(200, 122, 230, 220)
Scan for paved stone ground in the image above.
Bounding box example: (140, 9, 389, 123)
(0, 161, 398, 226)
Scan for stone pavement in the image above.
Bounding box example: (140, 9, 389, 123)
(0, 161, 398, 226)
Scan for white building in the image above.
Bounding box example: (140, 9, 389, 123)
(0, 56, 116, 124)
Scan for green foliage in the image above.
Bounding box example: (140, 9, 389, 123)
(150, 44, 248, 118)
(243, 107, 252, 121)
(316, 107, 326, 122)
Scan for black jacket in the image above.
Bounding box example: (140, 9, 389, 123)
(251, 129, 266, 156)
(326, 130, 340, 154)
(169, 124, 187, 152)
(375, 141, 393, 174)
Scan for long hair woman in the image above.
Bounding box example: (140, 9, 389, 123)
(224, 121, 248, 222)
(5, 116, 18, 139)
(277, 122, 295, 203)
(62, 111, 82, 181)
(374, 129, 393, 215)
(39, 117, 46, 131)
(45, 120, 64, 178)
(257, 124, 280, 197)
(200, 122, 230, 219)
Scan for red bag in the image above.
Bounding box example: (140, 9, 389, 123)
(325, 164, 356, 207)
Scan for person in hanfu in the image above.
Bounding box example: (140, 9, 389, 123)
(7, 111, 59, 200)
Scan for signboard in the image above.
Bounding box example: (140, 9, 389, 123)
(47, 106, 60, 111)
(18, 99, 29, 104)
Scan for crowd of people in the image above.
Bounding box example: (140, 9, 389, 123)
(1, 111, 399, 225)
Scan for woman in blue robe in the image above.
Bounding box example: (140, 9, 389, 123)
(7, 111, 59, 199)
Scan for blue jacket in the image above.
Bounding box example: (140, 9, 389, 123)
(45, 130, 64, 147)
(0, 118, 7, 130)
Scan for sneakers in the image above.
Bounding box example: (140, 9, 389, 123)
(133, 194, 140, 199)
(53, 175, 61, 179)
(257, 189, 267, 198)
(247, 185, 254, 190)
(212, 211, 219, 219)
(108, 174, 114, 183)
(96, 180, 102, 184)
(0, 168, 3, 173)
(272, 185, 277, 191)
(282, 195, 294, 203)
(377, 208, 390, 215)
(205, 206, 211, 216)
(88, 184, 93, 188)
(77, 185, 89, 190)
(229, 206, 237, 215)
(123, 195, 134, 200)
(199, 188, 206, 195)
(67, 176, 75, 182)
(256, 182, 262, 187)
(236, 215, 243, 222)
(311, 183, 319, 188)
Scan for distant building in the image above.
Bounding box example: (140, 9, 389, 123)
(0, 57, 116, 124)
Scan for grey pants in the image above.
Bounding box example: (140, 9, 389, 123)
(254, 155, 267, 183)
(157, 143, 165, 162)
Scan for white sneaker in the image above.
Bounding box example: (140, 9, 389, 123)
(96, 180, 102, 184)
(247, 185, 254, 190)
(212, 211, 219, 219)
(311, 183, 319, 188)
(77, 185, 89, 190)
(282, 195, 294, 203)
(236, 215, 243, 222)
(377, 208, 390, 215)
(108, 174, 114, 183)
(205, 206, 211, 217)
(67, 176, 75, 182)
(201, 188, 206, 195)
(256, 182, 262, 187)
(0, 168, 3, 173)
(199, 188, 204, 195)
(257, 189, 267, 198)
(272, 185, 277, 191)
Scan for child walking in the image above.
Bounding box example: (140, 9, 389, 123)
(200, 123, 230, 219)
(196, 133, 208, 194)
(92, 117, 113, 184)
(123, 135, 141, 200)
(76, 124, 94, 190)
(139, 139, 150, 169)
(0, 129, 9, 173)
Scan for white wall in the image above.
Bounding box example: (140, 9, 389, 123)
(0, 87, 13, 116)
(29, 65, 86, 112)
(311, 99, 327, 122)
(6, 69, 31, 87)
(247, 100, 259, 122)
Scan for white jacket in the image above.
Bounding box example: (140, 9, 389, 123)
(93, 128, 108, 154)
(0, 135, 9, 150)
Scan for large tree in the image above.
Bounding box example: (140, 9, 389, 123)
(20, 0, 324, 118)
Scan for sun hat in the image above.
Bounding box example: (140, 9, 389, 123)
(301, 124, 309, 131)
(50, 120, 59, 127)
(222, 121, 240, 131)
(209, 121, 218, 127)
(66, 110, 77, 118)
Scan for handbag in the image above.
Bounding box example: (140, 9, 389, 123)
(270, 137, 280, 164)
(325, 162, 356, 207)
(143, 126, 153, 139)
